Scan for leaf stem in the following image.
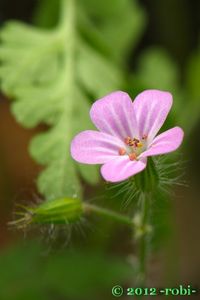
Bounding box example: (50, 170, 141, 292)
(59, 0, 74, 29)
(83, 203, 134, 227)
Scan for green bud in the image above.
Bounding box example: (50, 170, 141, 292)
(32, 198, 83, 224)
(10, 198, 83, 228)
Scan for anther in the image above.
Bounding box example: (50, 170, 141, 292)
(129, 140, 135, 146)
(124, 137, 131, 145)
(133, 138, 140, 143)
(129, 153, 137, 161)
(119, 148, 126, 156)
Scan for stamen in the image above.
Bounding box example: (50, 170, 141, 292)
(133, 138, 140, 143)
(124, 136, 146, 158)
(129, 153, 137, 161)
(125, 137, 140, 147)
(129, 141, 135, 146)
(119, 148, 126, 156)
(124, 137, 131, 145)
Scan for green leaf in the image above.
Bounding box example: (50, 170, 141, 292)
(78, 0, 146, 64)
(186, 50, 200, 101)
(0, 0, 145, 200)
(136, 47, 179, 91)
(133, 47, 188, 131)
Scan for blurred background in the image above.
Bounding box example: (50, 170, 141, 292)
(0, 0, 199, 299)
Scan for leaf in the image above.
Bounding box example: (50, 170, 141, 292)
(78, 0, 146, 64)
(0, 0, 145, 200)
(135, 47, 200, 134)
(186, 50, 200, 101)
(132, 47, 188, 132)
(34, 0, 146, 64)
(136, 47, 179, 91)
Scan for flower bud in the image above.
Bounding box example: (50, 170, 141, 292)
(32, 198, 83, 224)
(10, 198, 83, 228)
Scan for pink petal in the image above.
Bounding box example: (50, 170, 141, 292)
(90, 91, 139, 141)
(133, 90, 173, 142)
(140, 127, 184, 158)
(101, 156, 147, 182)
(70, 130, 125, 164)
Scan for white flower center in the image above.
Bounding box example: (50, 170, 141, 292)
(118, 135, 148, 161)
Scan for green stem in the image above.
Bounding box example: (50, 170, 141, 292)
(59, 0, 74, 28)
(137, 194, 150, 285)
(83, 203, 134, 227)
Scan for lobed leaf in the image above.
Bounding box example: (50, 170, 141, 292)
(0, 0, 145, 200)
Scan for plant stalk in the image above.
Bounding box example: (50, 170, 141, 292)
(83, 203, 134, 227)
(137, 193, 151, 285)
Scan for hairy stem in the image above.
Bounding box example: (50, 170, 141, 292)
(137, 194, 151, 285)
(83, 203, 134, 227)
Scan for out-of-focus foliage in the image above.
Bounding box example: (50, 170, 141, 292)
(136, 48, 179, 91)
(130, 47, 200, 135)
(34, 0, 146, 65)
(0, 0, 145, 201)
(133, 48, 184, 130)
(0, 241, 132, 300)
(186, 50, 200, 101)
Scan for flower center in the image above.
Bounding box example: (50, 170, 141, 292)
(118, 135, 148, 161)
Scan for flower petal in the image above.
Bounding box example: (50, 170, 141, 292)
(101, 156, 147, 182)
(140, 127, 184, 158)
(90, 91, 138, 141)
(70, 130, 124, 164)
(133, 89, 173, 142)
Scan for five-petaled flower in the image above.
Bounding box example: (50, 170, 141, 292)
(70, 90, 184, 182)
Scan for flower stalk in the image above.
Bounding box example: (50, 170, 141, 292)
(132, 158, 157, 284)
(83, 203, 134, 227)
(136, 194, 151, 285)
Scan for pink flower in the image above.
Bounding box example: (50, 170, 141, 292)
(71, 90, 184, 182)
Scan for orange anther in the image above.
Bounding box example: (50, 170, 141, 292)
(124, 137, 131, 145)
(129, 153, 137, 161)
(119, 148, 126, 156)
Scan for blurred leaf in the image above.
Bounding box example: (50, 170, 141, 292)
(136, 48, 179, 91)
(186, 50, 200, 100)
(34, 0, 146, 64)
(130, 47, 198, 136)
(0, 241, 132, 300)
(178, 50, 200, 134)
(78, 0, 146, 64)
(0, 0, 145, 200)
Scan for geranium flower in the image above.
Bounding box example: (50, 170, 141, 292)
(71, 90, 184, 182)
